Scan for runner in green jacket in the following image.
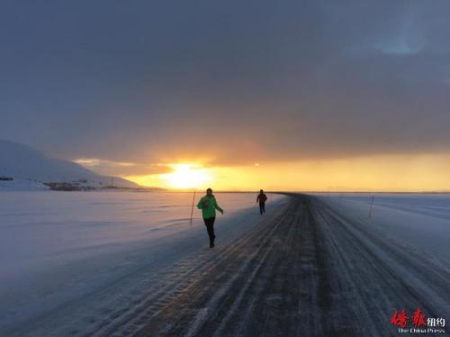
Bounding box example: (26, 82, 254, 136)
(197, 188, 224, 248)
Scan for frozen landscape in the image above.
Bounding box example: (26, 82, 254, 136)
(3, 1, 450, 335)
(1, 191, 449, 336)
(0, 140, 137, 190)
(0, 191, 287, 336)
(319, 193, 450, 262)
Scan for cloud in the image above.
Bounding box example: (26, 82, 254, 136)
(1, 0, 450, 170)
(74, 158, 171, 176)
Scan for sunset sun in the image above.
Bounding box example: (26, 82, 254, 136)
(160, 164, 212, 189)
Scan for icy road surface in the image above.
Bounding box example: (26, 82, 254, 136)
(133, 194, 450, 336)
(2, 193, 450, 336)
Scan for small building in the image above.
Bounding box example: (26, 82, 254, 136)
(45, 182, 81, 191)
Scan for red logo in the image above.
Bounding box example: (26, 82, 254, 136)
(391, 309, 410, 328)
(391, 308, 428, 328)
(390, 308, 446, 334)
(412, 308, 427, 328)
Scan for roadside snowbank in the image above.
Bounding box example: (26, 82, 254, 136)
(316, 193, 450, 263)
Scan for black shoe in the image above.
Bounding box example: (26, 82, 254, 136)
(210, 243, 215, 248)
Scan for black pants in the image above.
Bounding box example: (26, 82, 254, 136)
(203, 217, 216, 244)
(259, 202, 266, 215)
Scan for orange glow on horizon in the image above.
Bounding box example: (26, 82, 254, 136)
(125, 153, 450, 192)
(127, 164, 213, 190)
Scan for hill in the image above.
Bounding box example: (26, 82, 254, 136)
(0, 140, 138, 190)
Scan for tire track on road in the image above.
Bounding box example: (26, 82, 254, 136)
(135, 195, 362, 337)
(312, 196, 450, 336)
(87, 194, 449, 336)
(97, 201, 292, 337)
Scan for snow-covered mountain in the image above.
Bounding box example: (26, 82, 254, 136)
(0, 140, 138, 189)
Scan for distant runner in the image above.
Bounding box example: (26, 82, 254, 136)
(197, 188, 224, 248)
(256, 189, 267, 215)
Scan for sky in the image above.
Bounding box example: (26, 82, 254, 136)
(1, 0, 450, 191)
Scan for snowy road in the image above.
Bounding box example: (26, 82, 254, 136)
(6, 194, 450, 336)
(83, 196, 450, 336)
(130, 194, 450, 336)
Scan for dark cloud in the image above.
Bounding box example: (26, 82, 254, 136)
(1, 0, 449, 173)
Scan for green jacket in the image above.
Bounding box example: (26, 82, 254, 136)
(197, 195, 223, 219)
